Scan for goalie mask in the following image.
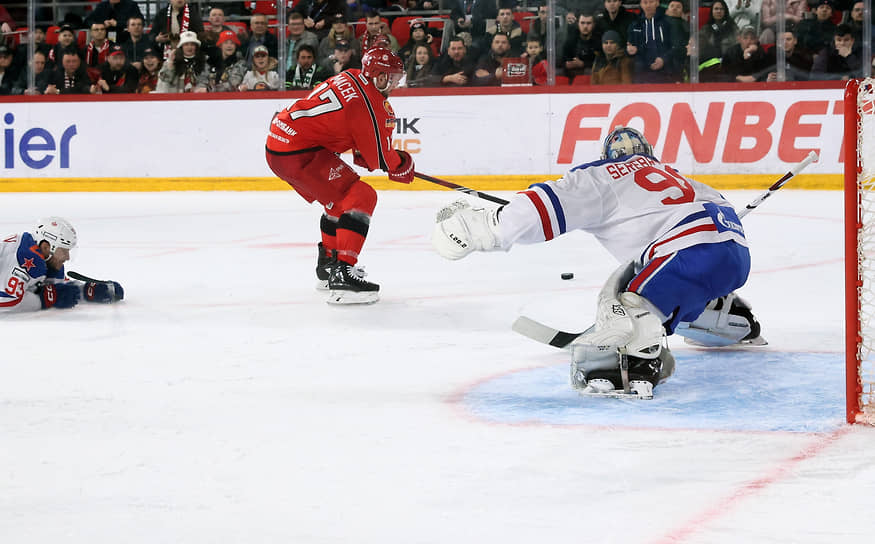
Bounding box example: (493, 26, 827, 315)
(34, 216, 78, 257)
(601, 126, 653, 160)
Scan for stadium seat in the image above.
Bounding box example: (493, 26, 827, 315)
(77, 30, 87, 49)
(250, 1, 279, 16)
(699, 6, 710, 28)
(391, 16, 419, 48)
(45, 25, 60, 45)
(226, 21, 249, 35)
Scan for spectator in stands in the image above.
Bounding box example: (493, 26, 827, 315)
(844, 1, 875, 42)
(296, 0, 347, 40)
(156, 31, 209, 93)
(759, 0, 806, 44)
(286, 44, 331, 89)
(722, 25, 771, 82)
(811, 23, 863, 80)
(242, 13, 279, 65)
(562, 12, 600, 81)
(48, 25, 79, 71)
(318, 14, 360, 66)
(664, 0, 689, 77)
(595, 0, 637, 45)
(0, 45, 14, 95)
(486, 7, 525, 55)
(728, 0, 762, 35)
(432, 36, 475, 86)
(404, 43, 436, 87)
(563, 1, 604, 27)
(82, 22, 116, 75)
(12, 50, 51, 95)
(399, 20, 435, 66)
(0, 6, 15, 48)
(528, 2, 568, 46)
(45, 51, 92, 94)
(150, 0, 204, 56)
(522, 36, 547, 67)
(797, 0, 838, 55)
(286, 11, 320, 71)
(323, 38, 360, 75)
(473, 31, 512, 86)
(207, 30, 247, 92)
(627, 0, 677, 82)
(685, 35, 730, 82)
(240, 45, 281, 91)
(699, 0, 739, 60)
(591, 29, 632, 84)
(449, 0, 497, 45)
(84, 0, 143, 44)
(361, 13, 400, 52)
(137, 47, 162, 93)
(90, 44, 138, 93)
(765, 26, 813, 81)
(201, 6, 232, 59)
(122, 15, 153, 71)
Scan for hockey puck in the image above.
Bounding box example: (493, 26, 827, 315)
(561, 272, 574, 280)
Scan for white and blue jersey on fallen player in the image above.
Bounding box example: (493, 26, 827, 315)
(0, 231, 69, 312)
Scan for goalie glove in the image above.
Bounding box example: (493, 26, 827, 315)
(83, 280, 125, 303)
(39, 282, 81, 310)
(387, 150, 414, 184)
(432, 200, 502, 260)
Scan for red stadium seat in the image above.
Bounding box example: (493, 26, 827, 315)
(699, 6, 710, 28)
(45, 25, 60, 45)
(226, 21, 249, 35)
(250, 1, 279, 16)
(391, 16, 419, 48)
(77, 30, 88, 49)
(513, 11, 535, 34)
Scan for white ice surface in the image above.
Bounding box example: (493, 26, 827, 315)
(1, 190, 873, 543)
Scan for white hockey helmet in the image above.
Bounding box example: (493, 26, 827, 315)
(34, 216, 78, 256)
(601, 126, 653, 160)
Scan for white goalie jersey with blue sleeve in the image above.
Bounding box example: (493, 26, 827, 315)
(496, 154, 748, 263)
(0, 231, 66, 313)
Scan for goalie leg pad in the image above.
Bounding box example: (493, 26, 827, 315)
(675, 292, 766, 347)
(432, 201, 501, 260)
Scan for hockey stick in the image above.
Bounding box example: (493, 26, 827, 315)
(738, 150, 818, 218)
(513, 154, 820, 349)
(414, 171, 510, 206)
(68, 271, 107, 283)
(68, 271, 123, 302)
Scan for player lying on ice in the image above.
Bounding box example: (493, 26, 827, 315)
(432, 126, 765, 399)
(1, 217, 124, 312)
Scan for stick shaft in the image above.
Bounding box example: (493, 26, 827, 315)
(738, 151, 818, 218)
(414, 172, 510, 205)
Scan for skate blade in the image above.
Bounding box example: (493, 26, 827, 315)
(683, 335, 769, 348)
(316, 279, 329, 291)
(577, 389, 653, 400)
(326, 290, 379, 305)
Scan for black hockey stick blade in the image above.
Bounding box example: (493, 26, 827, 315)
(68, 271, 106, 283)
(512, 316, 586, 348)
(414, 171, 510, 206)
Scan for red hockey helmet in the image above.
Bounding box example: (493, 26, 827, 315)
(361, 47, 404, 79)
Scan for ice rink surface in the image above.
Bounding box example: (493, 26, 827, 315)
(2, 189, 873, 543)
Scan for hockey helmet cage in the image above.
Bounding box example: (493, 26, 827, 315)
(601, 126, 654, 160)
(361, 47, 404, 79)
(34, 216, 78, 255)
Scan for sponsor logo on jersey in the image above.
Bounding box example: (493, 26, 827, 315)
(271, 117, 297, 136)
(383, 100, 396, 129)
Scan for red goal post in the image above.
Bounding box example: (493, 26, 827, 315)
(845, 78, 875, 425)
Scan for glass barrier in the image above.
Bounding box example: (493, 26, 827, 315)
(1, 0, 871, 94)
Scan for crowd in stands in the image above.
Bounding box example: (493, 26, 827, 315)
(0, 0, 873, 95)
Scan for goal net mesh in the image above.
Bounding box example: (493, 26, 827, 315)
(854, 78, 875, 424)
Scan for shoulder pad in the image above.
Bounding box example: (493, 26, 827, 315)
(17, 232, 48, 279)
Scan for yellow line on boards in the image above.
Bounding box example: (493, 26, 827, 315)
(0, 174, 843, 192)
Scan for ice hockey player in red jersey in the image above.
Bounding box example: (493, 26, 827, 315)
(265, 47, 412, 305)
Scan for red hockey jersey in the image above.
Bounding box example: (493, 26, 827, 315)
(266, 69, 402, 172)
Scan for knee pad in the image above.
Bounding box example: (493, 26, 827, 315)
(337, 180, 377, 217)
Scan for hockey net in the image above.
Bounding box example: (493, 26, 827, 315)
(846, 78, 875, 425)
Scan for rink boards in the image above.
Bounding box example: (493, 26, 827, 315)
(0, 81, 846, 191)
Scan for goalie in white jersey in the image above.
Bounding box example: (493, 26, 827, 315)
(0, 217, 124, 313)
(433, 127, 763, 398)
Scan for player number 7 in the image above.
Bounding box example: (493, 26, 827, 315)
(290, 86, 343, 120)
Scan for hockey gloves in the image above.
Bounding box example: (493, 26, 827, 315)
(39, 282, 81, 310)
(387, 150, 415, 184)
(352, 150, 371, 171)
(84, 281, 125, 303)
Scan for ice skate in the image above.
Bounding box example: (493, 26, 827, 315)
(327, 261, 380, 305)
(315, 243, 335, 291)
